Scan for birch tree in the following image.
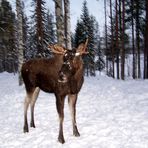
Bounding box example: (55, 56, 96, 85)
(16, 0, 24, 85)
(55, 0, 65, 46)
(64, 0, 71, 49)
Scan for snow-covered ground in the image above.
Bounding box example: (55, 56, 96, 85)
(1, 72, 148, 148)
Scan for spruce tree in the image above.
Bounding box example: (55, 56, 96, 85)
(74, 19, 85, 47)
(74, 0, 97, 76)
(30, 0, 49, 57)
(46, 10, 56, 44)
(0, 0, 16, 73)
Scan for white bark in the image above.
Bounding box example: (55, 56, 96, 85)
(16, 0, 24, 85)
(64, 0, 72, 50)
(55, 0, 65, 46)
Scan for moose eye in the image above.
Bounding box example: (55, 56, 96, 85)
(63, 61, 72, 70)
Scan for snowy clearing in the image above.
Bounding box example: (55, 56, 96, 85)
(0, 72, 148, 148)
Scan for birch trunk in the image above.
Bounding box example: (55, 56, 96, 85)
(64, 0, 72, 50)
(16, 0, 24, 85)
(55, 0, 65, 46)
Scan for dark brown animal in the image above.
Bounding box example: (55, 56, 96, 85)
(21, 40, 88, 144)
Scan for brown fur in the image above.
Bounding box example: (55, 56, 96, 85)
(21, 43, 86, 144)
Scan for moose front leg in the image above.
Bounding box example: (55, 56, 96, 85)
(68, 94, 80, 137)
(55, 94, 66, 144)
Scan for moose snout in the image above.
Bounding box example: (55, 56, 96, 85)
(58, 71, 68, 83)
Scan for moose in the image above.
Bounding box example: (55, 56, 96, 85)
(21, 39, 88, 143)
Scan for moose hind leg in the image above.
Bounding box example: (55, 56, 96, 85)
(55, 95, 66, 144)
(24, 93, 32, 133)
(68, 94, 80, 137)
(30, 87, 40, 128)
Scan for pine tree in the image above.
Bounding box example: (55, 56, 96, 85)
(46, 10, 56, 44)
(109, 0, 115, 78)
(0, 0, 16, 73)
(95, 26, 105, 72)
(126, 0, 145, 79)
(74, 0, 98, 76)
(104, 0, 109, 76)
(144, 0, 148, 78)
(30, 0, 49, 57)
(74, 19, 85, 47)
(115, 0, 120, 79)
(22, 3, 30, 60)
(121, 0, 125, 80)
(81, 0, 95, 76)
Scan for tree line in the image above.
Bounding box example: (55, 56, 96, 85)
(0, 0, 148, 81)
(103, 0, 147, 79)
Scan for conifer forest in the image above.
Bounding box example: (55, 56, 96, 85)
(0, 0, 148, 81)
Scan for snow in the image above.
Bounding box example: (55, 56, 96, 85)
(1, 72, 148, 148)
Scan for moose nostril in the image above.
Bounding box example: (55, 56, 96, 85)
(58, 71, 67, 83)
(59, 71, 64, 77)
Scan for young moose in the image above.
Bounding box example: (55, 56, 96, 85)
(21, 40, 88, 143)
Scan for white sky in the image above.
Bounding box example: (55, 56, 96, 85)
(9, 0, 105, 34)
(47, 0, 105, 33)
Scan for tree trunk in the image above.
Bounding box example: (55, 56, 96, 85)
(121, 0, 125, 80)
(55, 0, 65, 46)
(64, 0, 72, 50)
(104, 0, 108, 76)
(109, 0, 114, 78)
(136, 0, 141, 78)
(36, 0, 44, 56)
(144, 0, 148, 78)
(16, 0, 24, 85)
(131, 0, 136, 79)
(115, 0, 119, 79)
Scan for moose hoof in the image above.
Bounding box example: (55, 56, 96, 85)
(73, 127, 80, 137)
(30, 122, 36, 128)
(23, 125, 29, 133)
(74, 131, 80, 137)
(58, 136, 65, 144)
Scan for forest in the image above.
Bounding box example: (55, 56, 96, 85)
(0, 0, 148, 82)
(1, 1, 148, 147)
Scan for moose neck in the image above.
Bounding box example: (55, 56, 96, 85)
(53, 54, 64, 62)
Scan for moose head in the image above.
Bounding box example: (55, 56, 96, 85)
(49, 39, 88, 83)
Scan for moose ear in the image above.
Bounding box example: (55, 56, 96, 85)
(48, 44, 66, 54)
(76, 39, 89, 55)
